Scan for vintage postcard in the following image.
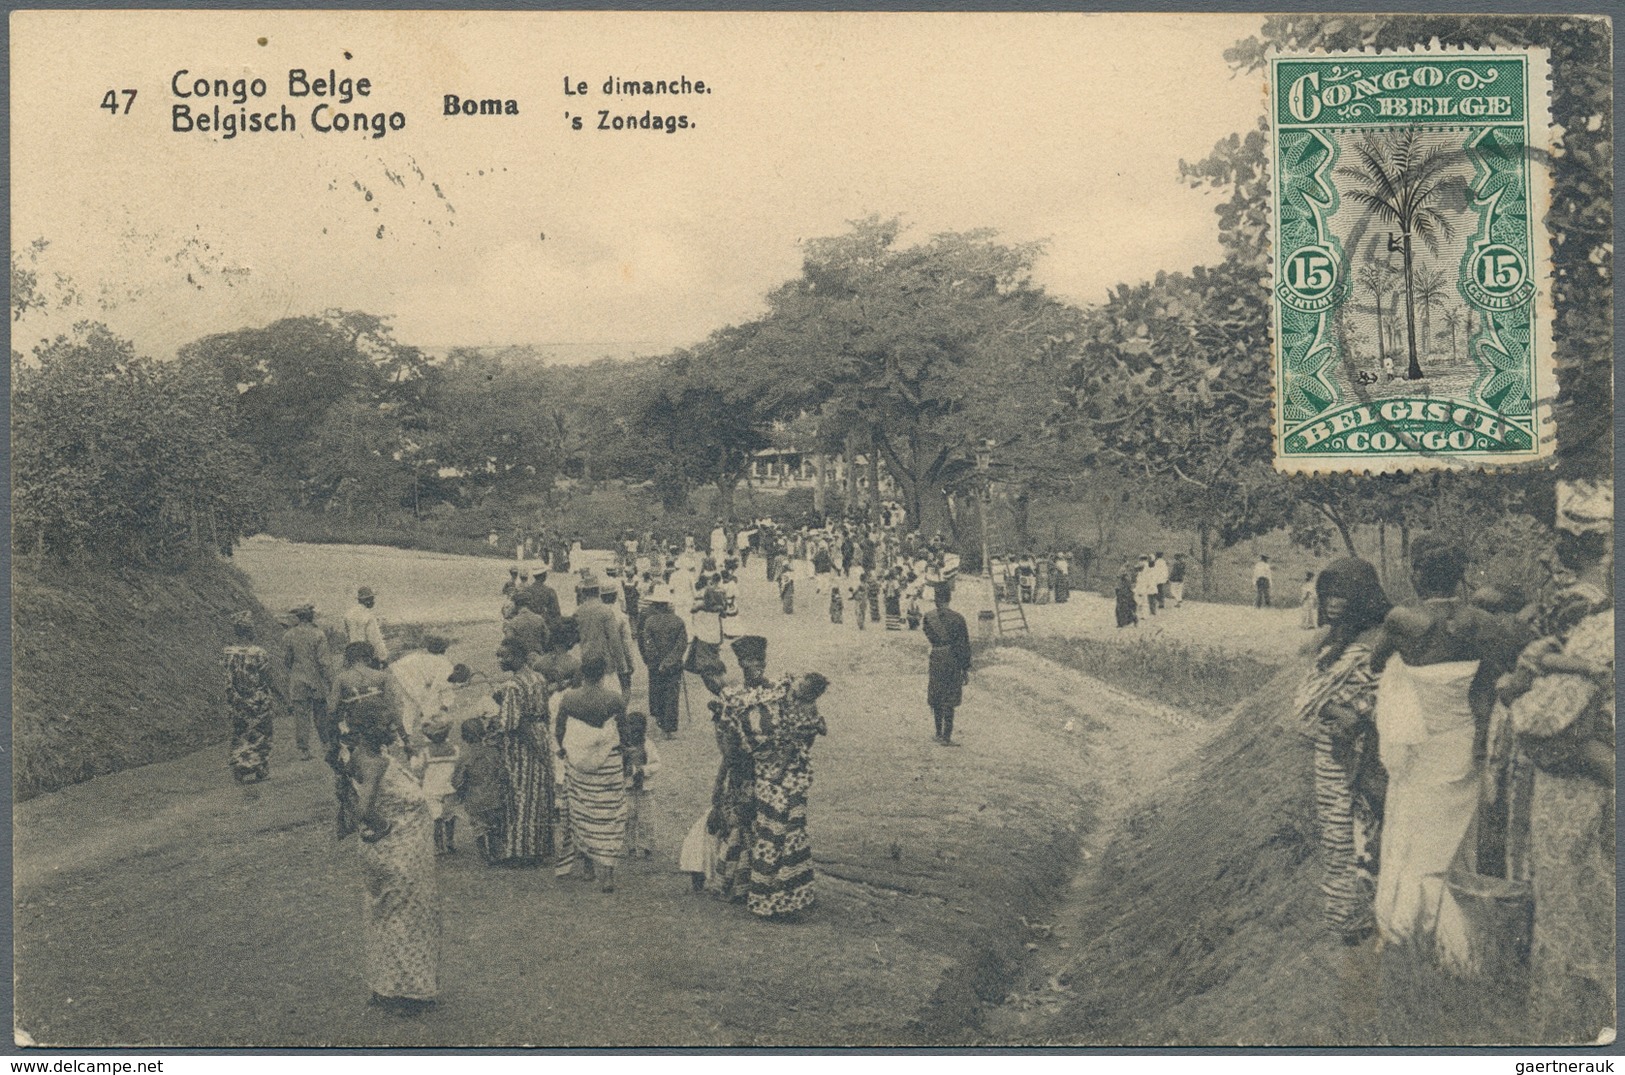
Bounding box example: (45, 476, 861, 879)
(1269, 49, 1558, 473)
(9, 10, 1613, 1052)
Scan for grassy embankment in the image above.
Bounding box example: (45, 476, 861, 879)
(13, 556, 277, 800)
(1002, 659, 1534, 1045)
(1003, 634, 1280, 715)
(263, 509, 510, 560)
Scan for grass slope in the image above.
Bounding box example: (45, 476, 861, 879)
(1028, 667, 1371, 1045)
(1018, 663, 1535, 1046)
(13, 556, 275, 800)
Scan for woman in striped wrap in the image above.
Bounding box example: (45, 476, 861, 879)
(489, 642, 572, 872)
(556, 650, 629, 892)
(1292, 557, 1390, 945)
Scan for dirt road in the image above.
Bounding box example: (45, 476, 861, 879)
(14, 545, 1262, 1047)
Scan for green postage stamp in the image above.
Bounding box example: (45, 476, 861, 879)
(1269, 50, 1555, 474)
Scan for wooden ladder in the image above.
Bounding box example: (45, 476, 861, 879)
(987, 554, 1030, 638)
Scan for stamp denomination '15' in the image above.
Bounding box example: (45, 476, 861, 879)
(1268, 50, 1554, 473)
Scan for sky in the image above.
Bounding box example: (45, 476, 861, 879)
(12, 11, 1268, 362)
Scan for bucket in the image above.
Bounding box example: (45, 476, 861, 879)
(1443, 868, 1533, 980)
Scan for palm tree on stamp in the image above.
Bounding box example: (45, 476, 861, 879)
(1412, 266, 1449, 369)
(1337, 129, 1459, 381)
(1356, 262, 1393, 379)
(1439, 305, 1463, 365)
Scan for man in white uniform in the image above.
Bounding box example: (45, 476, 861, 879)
(1253, 555, 1274, 608)
(1149, 551, 1170, 614)
(345, 586, 388, 666)
(390, 634, 454, 741)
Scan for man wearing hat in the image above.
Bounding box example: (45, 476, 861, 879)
(281, 604, 331, 760)
(921, 581, 972, 744)
(573, 572, 635, 699)
(502, 565, 522, 599)
(345, 586, 388, 667)
(520, 564, 563, 639)
(638, 587, 689, 738)
(504, 591, 552, 660)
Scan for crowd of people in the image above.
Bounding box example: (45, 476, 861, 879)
(218, 488, 1613, 1039)
(1113, 550, 1187, 627)
(221, 520, 856, 1016)
(1292, 480, 1614, 1043)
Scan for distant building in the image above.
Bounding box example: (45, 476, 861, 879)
(749, 449, 895, 497)
(749, 449, 825, 487)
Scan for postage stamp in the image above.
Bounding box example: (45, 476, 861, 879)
(1269, 50, 1555, 474)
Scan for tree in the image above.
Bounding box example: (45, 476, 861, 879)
(624, 327, 776, 520)
(1057, 259, 1286, 588)
(14, 323, 261, 563)
(1336, 129, 1461, 380)
(751, 217, 1068, 544)
(1355, 262, 1394, 372)
(10, 238, 82, 326)
(11, 240, 49, 323)
(1080, 11, 1613, 586)
(1439, 306, 1464, 364)
(425, 348, 564, 503)
(297, 397, 412, 522)
(179, 315, 384, 487)
(1411, 265, 1450, 368)
(179, 311, 439, 512)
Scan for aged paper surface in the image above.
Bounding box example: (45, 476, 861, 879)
(10, 10, 1613, 1050)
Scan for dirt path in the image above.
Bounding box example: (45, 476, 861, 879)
(976, 647, 1226, 1039)
(14, 545, 1271, 1048)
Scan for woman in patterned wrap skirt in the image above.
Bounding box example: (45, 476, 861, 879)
(224, 612, 278, 782)
(348, 701, 440, 1014)
(1291, 557, 1390, 944)
(710, 635, 828, 919)
(747, 672, 828, 919)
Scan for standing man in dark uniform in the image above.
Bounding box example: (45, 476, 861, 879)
(637, 588, 688, 738)
(522, 566, 564, 641)
(921, 582, 972, 745)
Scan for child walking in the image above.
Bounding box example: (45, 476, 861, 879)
(416, 719, 461, 854)
(451, 717, 506, 863)
(624, 711, 661, 859)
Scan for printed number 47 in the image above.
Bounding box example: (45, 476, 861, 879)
(101, 89, 137, 115)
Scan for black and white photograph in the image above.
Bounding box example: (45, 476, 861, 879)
(8, 9, 1615, 1050)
